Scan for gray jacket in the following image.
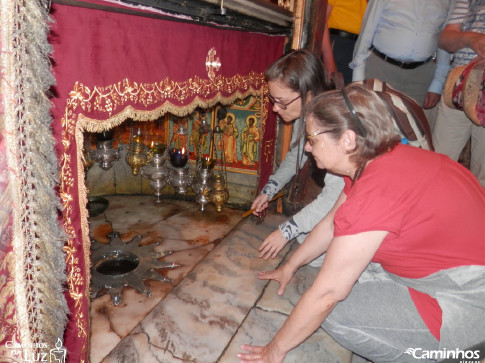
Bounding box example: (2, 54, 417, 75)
(261, 119, 345, 241)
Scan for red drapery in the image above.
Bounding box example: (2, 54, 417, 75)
(49, 2, 286, 361)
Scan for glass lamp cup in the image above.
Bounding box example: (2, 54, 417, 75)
(96, 130, 114, 141)
(169, 148, 188, 168)
(151, 141, 166, 155)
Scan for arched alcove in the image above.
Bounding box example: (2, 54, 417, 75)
(49, 3, 286, 360)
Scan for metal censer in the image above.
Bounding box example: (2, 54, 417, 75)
(208, 174, 229, 212)
(192, 167, 212, 211)
(91, 131, 120, 170)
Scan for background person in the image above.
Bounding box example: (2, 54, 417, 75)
(250, 49, 344, 266)
(432, 0, 485, 188)
(238, 84, 485, 363)
(350, 0, 455, 130)
(321, 0, 367, 87)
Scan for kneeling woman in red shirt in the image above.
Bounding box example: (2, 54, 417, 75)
(238, 83, 485, 363)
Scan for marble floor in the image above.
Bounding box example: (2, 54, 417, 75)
(88, 195, 352, 363)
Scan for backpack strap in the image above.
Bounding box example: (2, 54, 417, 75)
(357, 79, 434, 150)
(376, 92, 417, 140)
(382, 82, 434, 150)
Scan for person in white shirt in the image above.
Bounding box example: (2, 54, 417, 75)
(350, 0, 455, 129)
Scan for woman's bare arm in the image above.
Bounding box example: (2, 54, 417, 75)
(239, 229, 389, 362)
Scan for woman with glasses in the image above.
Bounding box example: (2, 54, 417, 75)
(238, 83, 485, 363)
(250, 49, 345, 267)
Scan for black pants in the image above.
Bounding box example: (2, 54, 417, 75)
(330, 34, 356, 85)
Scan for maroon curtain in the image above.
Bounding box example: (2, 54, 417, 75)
(49, 2, 285, 361)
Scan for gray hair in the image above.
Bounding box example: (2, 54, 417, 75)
(305, 84, 400, 178)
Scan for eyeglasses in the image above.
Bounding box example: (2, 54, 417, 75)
(305, 129, 333, 146)
(267, 94, 301, 110)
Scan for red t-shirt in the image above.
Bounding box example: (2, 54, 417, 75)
(334, 144, 485, 339)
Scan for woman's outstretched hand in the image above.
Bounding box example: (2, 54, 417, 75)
(237, 344, 286, 363)
(257, 264, 294, 296)
(258, 229, 288, 260)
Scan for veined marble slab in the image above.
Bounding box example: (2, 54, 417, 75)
(222, 244, 352, 363)
(90, 196, 246, 363)
(91, 196, 352, 363)
(221, 307, 352, 363)
(226, 263, 352, 362)
(103, 213, 288, 362)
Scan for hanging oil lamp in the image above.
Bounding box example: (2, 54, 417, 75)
(91, 129, 120, 170)
(141, 138, 168, 205)
(191, 108, 214, 211)
(168, 118, 189, 168)
(208, 174, 229, 212)
(125, 121, 152, 175)
(167, 118, 192, 194)
(206, 106, 229, 212)
(192, 156, 214, 211)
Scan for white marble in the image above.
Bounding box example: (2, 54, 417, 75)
(89, 196, 245, 363)
(89, 243, 218, 363)
(88, 196, 352, 363)
(104, 215, 288, 362)
(221, 308, 352, 363)
(256, 255, 320, 315)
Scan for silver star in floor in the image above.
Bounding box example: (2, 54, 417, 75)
(90, 232, 179, 305)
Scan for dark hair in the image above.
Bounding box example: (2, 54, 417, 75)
(305, 83, 400, 179)
(265, 48, 329, 122)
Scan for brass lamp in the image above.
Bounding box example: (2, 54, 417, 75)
(125, 121, 152, 175)
(207, 106, 229, 212)
(192, 108, 214, 211)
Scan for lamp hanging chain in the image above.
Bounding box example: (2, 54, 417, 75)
(220, 0, 226, 15)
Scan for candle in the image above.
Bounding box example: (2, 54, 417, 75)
(169, 147, 188, 167)
(201, 157, 214, 169)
